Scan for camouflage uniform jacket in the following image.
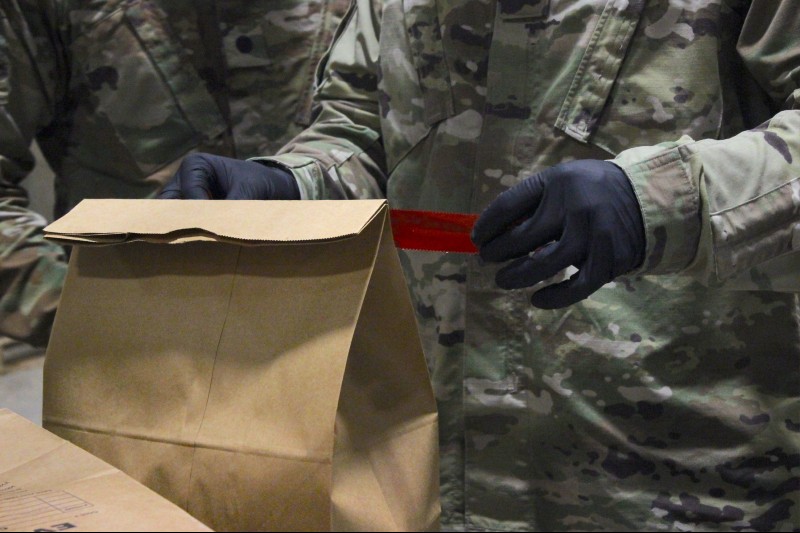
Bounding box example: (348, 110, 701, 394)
(257, 0, 800, 530)
(0, 0, 348, 346)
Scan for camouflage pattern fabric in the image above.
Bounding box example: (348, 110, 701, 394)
(256, 0, 800, 530)
(0, 0, 349, 346)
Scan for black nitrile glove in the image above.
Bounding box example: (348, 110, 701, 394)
(471, 160, 646, 309)
(158, 153, 300, 200)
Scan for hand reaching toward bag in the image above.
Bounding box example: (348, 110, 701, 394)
(158, 153, 300, 200)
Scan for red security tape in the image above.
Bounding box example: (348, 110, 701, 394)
(390, 209, 479, 254)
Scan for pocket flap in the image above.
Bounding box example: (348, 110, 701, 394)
(555, 0, 645, 142)
(499, 0, 548, 20)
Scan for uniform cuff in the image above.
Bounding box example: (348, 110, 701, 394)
(613, 143, 702, 274)
(248, 155, 324, 200)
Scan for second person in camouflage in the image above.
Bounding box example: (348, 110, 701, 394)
(0, 0, 349, 348)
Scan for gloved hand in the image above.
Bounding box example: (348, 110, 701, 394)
(471, 159, 646, 309)
(158, 153, 300, 200)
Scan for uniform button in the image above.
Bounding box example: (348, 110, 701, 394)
(236, 35, 254, 54)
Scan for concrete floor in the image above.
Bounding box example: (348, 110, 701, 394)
(0, 340, 45, 426)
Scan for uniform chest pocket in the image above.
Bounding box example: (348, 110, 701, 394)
(69, 2, 226, 176)
(553, 0, 725, 155)
(552, 0, 645, 148)
(222, 0, 343, 129)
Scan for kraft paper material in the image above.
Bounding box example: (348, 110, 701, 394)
(0, 409, 212, 532)
(43, 200, 440, 532)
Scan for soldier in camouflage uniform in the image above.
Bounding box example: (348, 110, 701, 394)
(166, 0, 799, 530)
(0, 0, 349, 350)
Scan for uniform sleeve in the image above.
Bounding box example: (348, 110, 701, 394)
(0, 2, 67, 346)
(249, 0, 387, 200)
(612, 2, 800, 291)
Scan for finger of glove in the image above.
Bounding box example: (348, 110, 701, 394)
(157, 182, 182, 200)
(471, 169, 552, 247)
(175, 168, 216, 199)
(495, 239, 582, 290)
(226, 179, 270, 200)
(529, 237, 609, 309)
(478, 211, 562, 263)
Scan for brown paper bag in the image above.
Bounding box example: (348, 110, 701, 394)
(41, 200, 440, 532)
(0, 409, 212, 532)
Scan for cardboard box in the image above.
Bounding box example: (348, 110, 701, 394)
(0, 409, 212, 532)
(42, 200, 440, 532)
